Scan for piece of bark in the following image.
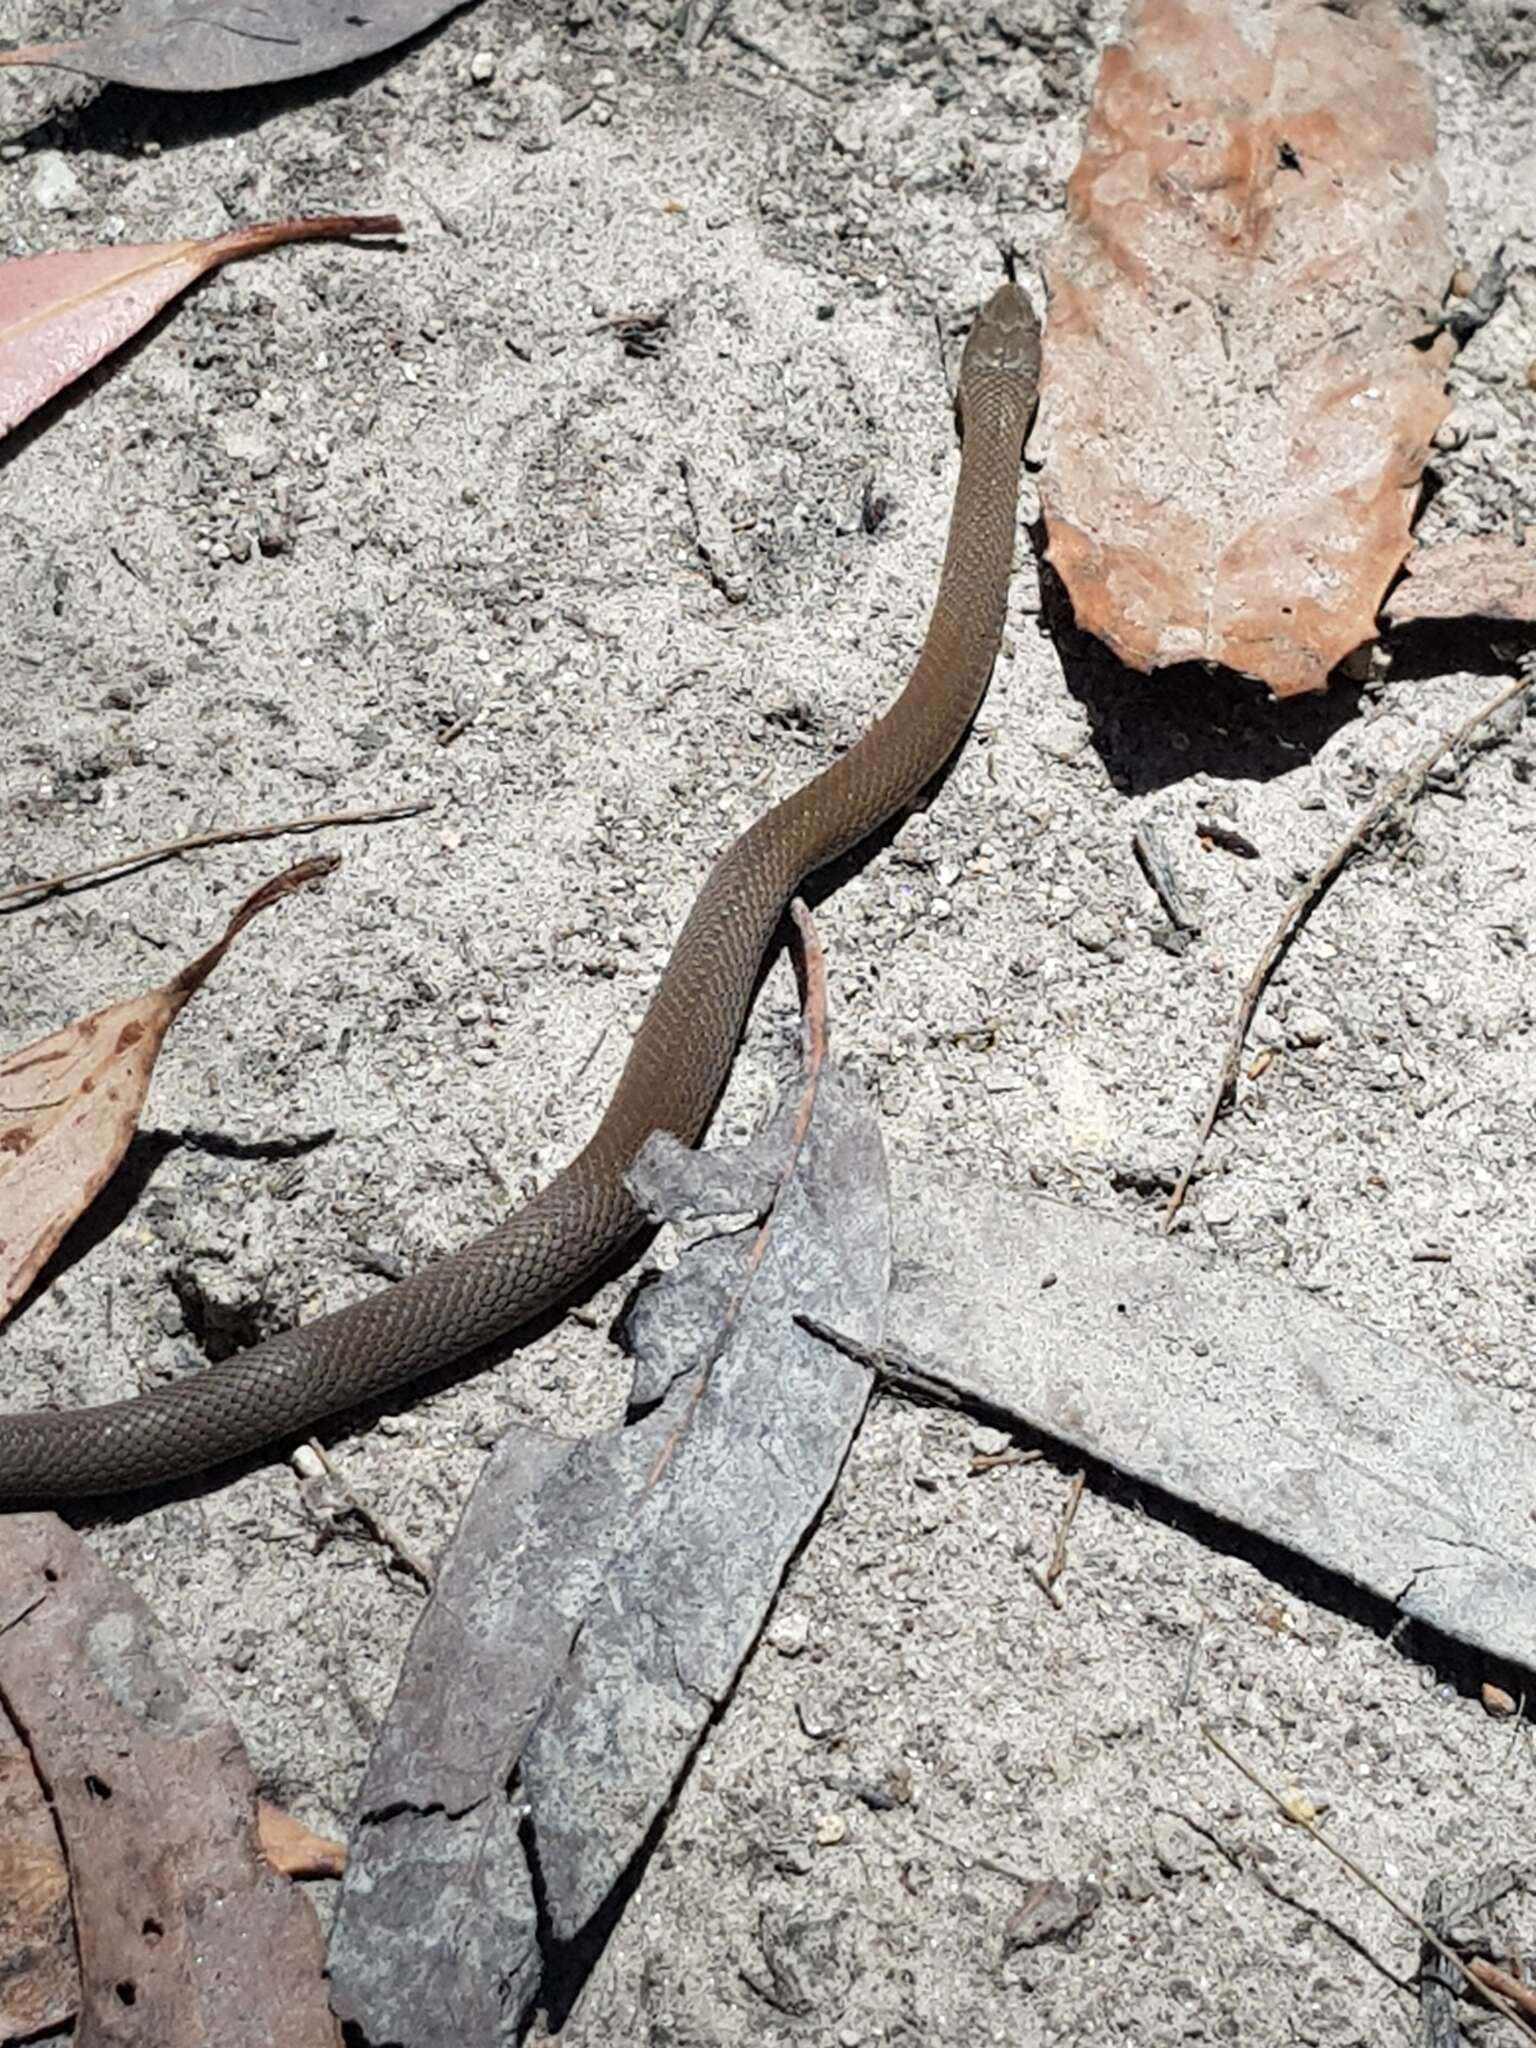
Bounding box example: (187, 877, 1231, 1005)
(330, 1066, 888, 2040)
(0, 1696, 76, 2040)
(0, 1514, 337, 2048)
(521, 1064, 888, 1942)
(1383, 534, 1536, 627)
(877, 1178, 1536, 1679)
(1031, 0, 1452, 695)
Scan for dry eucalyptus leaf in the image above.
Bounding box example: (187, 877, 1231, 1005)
(0, 1514, 340, 2048)
(0, 214, 401, 440)
(257, 1800, 347, 1881)
(0, 1697, 77, 2040)
(1382, 533, 1536, 627)
(0, 0, 464, 92)
(1030, 0, 1453, 696)
(0, 855, 336, 1321)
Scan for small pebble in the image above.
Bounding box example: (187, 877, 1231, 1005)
(29, 150, 87, 214)
(1288, 1005, 1332, 1048)
(815, 1812, 847, 1846)
(1481, 1682, 1517, 1717)
(469, 49, 496, 83)
(768, 1610, 809, 1657)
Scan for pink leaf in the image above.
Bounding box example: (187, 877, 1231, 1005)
(0, 212, 401, 440)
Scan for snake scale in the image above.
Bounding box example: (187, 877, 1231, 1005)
(0, 279, 1041, 1500)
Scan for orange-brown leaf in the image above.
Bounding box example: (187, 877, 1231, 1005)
(257, 1800, 347, 1881)
(0, 855, 336, 1321)
(0, 214, 400, 439)
(1031, 0, 1453, 697)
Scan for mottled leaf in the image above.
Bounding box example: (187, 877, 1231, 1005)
(1031, 0, 1453, 696)
(0, 1514, 340, 2048)
(0, 0, 469, 92)
(0, 213, 400, 439)
(0, 856, 335, 1321)
(0, 1698, 76, 2041)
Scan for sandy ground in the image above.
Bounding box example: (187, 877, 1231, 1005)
(3, 1, 1536, 2042)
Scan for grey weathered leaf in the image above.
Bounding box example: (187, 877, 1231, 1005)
(0, 0, 469, 92)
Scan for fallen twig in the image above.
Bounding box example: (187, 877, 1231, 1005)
(1165, 669, 1531, 1225)
(294, 1440, 435, 1590)
(912, 1819, 1038, 1890)
(1031, 1470, 1085, 1610)
(0, 800, 431, 911)
(1133, 821, 1200, 932)
(721, 22, 833, 99)
(1472, 1962, 1536, 2023)
(794, 1314, 964, 1407)
(1205, 1726, 1536, 2047)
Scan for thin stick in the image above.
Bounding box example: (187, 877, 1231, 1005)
(296, 1440, 435, 1591)
(1204, 1726, 1536, 2047)
(912, 1819, 1038, 1890)
(1164, 670, 1531, 1225)
(1031, 1470, 1085, 1609)
(0, 800, 431, 911)
(721, 22, 833, 99)
(1421, 1874, 1461, 2048)
(1471, 1962, 1536, 2022)
(794, 1315, 964, 1407)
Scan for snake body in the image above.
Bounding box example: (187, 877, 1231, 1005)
(0, 281, 1040, 1500)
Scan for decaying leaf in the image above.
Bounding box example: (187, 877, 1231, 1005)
(0, 1697, 77, 2041)
(1382, 533, 1536, 627)
(1031, 0, 1453, 696)
(0, 213, 401, 439)
(0, 0, 468, 92)
(0, 1514, 340, 2048)
(0, 855, 336, 1321)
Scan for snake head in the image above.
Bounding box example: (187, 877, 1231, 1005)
(956, 281, 1042, 438)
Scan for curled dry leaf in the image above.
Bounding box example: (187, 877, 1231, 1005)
(1382, 532, 1536, 627)
(1030, 0, 1453, 696)
(0, 0, 471, 92)
(0, 213, 401, 440)
(0, 855, 337, 1322)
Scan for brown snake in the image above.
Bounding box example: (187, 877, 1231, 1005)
(0, 280, 1040, 1500)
